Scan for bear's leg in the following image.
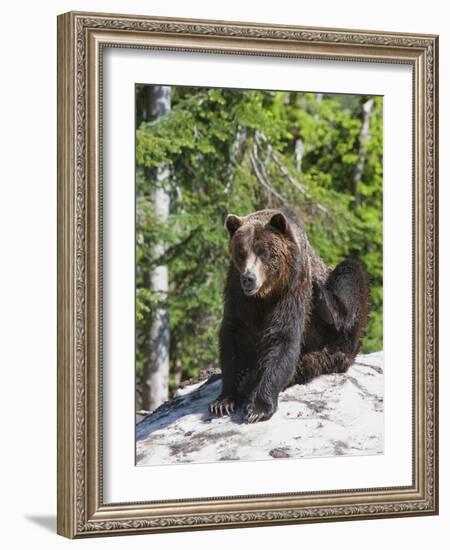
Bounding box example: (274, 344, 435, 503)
(291, 350, 354, 386)
(240, 329, 300, 423)
(315, 258, 368, 340)
(291, 259, 368, 387)
(209, 320, 247, 417)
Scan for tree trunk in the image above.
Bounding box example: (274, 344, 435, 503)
(143, 86, 171, 411)
(314, 93, 323, 121)
(353, 98, 374, 207)
(295, 139, 304, 172)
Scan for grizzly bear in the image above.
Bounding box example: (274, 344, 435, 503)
(209, 208, 369, 423)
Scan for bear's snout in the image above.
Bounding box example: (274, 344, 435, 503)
(241, 272, 258, 295)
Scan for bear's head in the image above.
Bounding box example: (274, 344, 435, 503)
(225, 210, 299, 298)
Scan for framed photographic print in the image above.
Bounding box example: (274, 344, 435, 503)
(57, 11, 439, 538)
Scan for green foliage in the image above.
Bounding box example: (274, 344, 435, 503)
(136, 86, 383, 401)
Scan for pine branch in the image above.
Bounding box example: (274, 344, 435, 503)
(255, 131, 329, 215)
(250, 143, 288, 204)
(255, 131, 307, 195)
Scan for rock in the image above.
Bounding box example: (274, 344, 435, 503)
(136, 352, 384, 466)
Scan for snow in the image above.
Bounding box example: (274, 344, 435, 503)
(136, 351, 384, 466)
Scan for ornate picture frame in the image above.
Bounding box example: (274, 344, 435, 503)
(57, 11, 438, 538)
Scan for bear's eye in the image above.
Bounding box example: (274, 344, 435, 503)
(237, 248, 246, 261)
(256, 247, 269, 259)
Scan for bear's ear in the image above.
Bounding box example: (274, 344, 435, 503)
(269, 212, 288, 235)
(225, 214, 243, 237)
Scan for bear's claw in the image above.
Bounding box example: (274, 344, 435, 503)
(246, 411, 263, 423)
(244, 400, 276, 423)
(209, 398, 236, 417)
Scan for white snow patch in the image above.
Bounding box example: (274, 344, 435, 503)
(136, 351, 384, 466)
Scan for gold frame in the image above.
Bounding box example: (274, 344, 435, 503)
(57, 11, 439, 538)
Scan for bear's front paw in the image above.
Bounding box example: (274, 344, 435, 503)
(209, 397, 236, 417)
(244, 397, 277, 423)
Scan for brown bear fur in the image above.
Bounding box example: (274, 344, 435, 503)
(209, 208, 369, 423)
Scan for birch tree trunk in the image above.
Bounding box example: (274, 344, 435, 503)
(143, 86, 171, 411)
(295, 138, 304, 173)
(353, 98, 374, 207)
